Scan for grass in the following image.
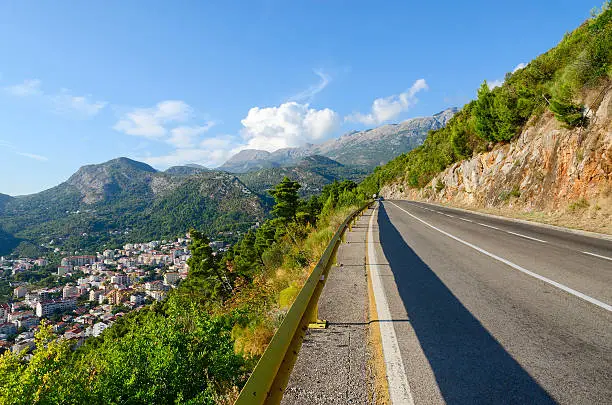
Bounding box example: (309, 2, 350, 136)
(499, 185, 521, 201)
(568, 198, 589, 212)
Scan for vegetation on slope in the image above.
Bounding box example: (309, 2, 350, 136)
(360, 4, 612, 196)
(0, 178, 369, 404)
(0, 160, 264, 256)
(238, 156, 370, 204)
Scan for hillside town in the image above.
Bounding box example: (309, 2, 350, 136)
(0, 235, 228, 356)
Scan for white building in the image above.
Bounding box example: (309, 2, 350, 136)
(92, 322, 108, 337)
(35, 298, 76, 318)
(130, 294, 145, 306)
(13, 286, 27, 299)
(0, 303, 9, 322)
(148, 290, 167, 301)
(110, 273, 129, 286)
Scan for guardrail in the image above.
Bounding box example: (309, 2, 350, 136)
(235, 201, 372, 405)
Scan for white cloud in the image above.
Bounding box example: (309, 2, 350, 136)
(113, 100, 193, 138)
(5, 79, 42, 96)
(288, 69, 331, 102)
(240, 101, 340, 151)
(118, 101, 220, 169)
(487, 79, 504, 90)
(347, 79, 428, 125)
(141, 135, 237, 169)
(0, 140, 48, 161)
(17, 152, 48, 161)
(51, 89, 107, 117)
(4, 79, 106, 117)
(168, 123, 216, 148)
(488, 62, 528, 90)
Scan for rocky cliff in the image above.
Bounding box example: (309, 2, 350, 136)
(382, 84, 612, 234)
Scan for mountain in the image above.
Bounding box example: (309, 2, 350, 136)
(219, 108, 458, 173)
(238, 155, 369, 200)
(165, 164, 209, 176)
(220, 149, 279, 173)
(0, 193, 12, 212)
(0, 158, 264, 256)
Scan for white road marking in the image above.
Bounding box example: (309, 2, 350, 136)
(368, 204, 414, 405)
(505, 231, 547, 244)
(444, 214, 455, 218)
(582, 251, 612, 261)
(388, 201, 612, 313)
(477, 222, 500, 230)
(433, 208, 546, 243)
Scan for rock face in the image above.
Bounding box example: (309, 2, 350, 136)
(66, 157, 158, 204)
(220, 108, 458, 173)
(0, 158, 266, 255)
(382, 85, 612, 233)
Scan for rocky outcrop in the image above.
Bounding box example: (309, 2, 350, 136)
(382, 85, 612, 234)
(220, 108, 458, 172)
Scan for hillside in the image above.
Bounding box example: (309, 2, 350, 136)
(238, 155, 369, 200)
(220, 108, 457, 173)
(0, 158, 265, 256)
(383, 84, 612, 233)
(366, 7, 612, 234)
(164, 164, 209, 176)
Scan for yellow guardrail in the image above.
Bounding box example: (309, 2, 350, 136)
(234, 201, 372, 405)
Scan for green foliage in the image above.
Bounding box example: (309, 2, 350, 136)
(0, 298, 246, 404)
(568, 197, 590, 211)
(0, 168, 264, 257)
(549, 83, 587, 127)
(361, 7, 612, 196)
(499, 185, 521, 201)
(184, 229, 232, 303)
(0, 175, 371, 404)
(269, 177, 301, 223)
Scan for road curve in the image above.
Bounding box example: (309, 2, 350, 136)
(368, 200, 612, 404)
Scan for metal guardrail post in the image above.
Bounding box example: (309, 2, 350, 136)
(234, 201, 372, 405)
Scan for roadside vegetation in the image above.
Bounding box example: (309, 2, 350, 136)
(360, 3, 612, 196)
(0, 178, 369, 404)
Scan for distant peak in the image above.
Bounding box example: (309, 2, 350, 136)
(78, 157, 157, 173)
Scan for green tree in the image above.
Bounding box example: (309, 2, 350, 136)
(185, 229, 232, 302)
(269, 177, 301, 223)
(474, 82, 497, 142)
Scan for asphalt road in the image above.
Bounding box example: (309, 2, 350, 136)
(368, 200, 612, 404)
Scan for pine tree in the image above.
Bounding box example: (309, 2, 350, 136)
(269, 177, 301, 223)
(185, 229, 232, 300)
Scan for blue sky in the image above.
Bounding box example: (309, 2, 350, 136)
(0, 0, 596, 195)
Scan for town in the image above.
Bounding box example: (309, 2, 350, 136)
(0, 234, 229, 357)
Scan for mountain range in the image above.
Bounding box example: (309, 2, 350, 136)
(220, 107, 458, 173)
(0, 158, 264, 256)
(0, 108, 457, 256)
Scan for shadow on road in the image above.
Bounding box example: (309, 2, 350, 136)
(377, 205, 556, 404)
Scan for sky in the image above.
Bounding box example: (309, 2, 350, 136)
(0, 0, 597, 196)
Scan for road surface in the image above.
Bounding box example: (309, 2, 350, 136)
(368, 200, 612, 404)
